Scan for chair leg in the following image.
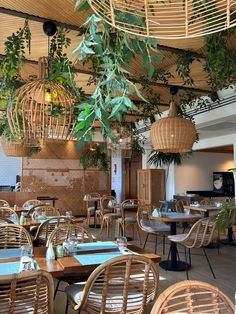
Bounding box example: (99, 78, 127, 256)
(162, 235, 166, 255)
(143, 233, 149, 250)
(65, 299, 69, 314)
(136, 226, 142, 246)
(155, 234, 158, 254)
(184, 247, 189, 280)
(202, 247, 216, 279)
(54, 279, 60, 299)
(100, 218, 105, 235)
(188, 248, 192, 267)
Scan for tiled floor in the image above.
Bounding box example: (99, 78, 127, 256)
(54, 218, 236, 313)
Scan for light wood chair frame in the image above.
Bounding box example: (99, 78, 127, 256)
(22, 199, 43, 210)
(0, 206, 17, 219)
(31, 205, 61, 220)
(168, 217, 217, 279)
(34, 216, 72, 246)
(151, 280, 234, 314)
(118, 199, 143, 243)
(0, 199, 10, 207)
(99, 195, 121, 238)
(66, 254, 159, 314)
(84, 192, 101, 225)
(0, 224, 33, 248)
(0, 270, 54, 314)
(137, 204, 170, 255)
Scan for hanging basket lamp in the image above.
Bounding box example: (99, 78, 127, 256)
(7, 57, 76, 142)
(88, 0, 236, 39)
(0, 138, 31, 157)
(150, 101, 196, 153)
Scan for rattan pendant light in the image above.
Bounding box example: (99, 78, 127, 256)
(150, 89, 196, 153)
(88, 0, 236, 39)
(7, 23, 76, 142)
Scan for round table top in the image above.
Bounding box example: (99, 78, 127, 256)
(152, 212, 200, 223)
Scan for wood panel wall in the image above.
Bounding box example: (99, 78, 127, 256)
(0, 141, 111, 216)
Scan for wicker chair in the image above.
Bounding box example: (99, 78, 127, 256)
(34, 216, 72, 246)
(48, 223, 95, 300)
(151, 280, 234, 314)
(65, 254, 159, 314)
(0, 224, 33, 248)
(0, 206, 17, 219)
(175, 199, 189, 213)
(22, 199, 43, 210)
(0, 217, 13, 224)
(0, 270, 54, 314)
(0, 199, 10, 207)
(117, 199, 143, 243)
(31, 205, 60, 220)
(137, 204, 170, 255)
(200, 198, 213, 205)
(168, 217, 217, 279)
(99, 195, 121, 238)
(84, 192, 101, 225)
(46, 223, 94, 247)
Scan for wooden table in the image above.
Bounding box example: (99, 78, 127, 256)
(0, 244, 161, 278)
(184, 205, 219, 217)
(152, 212, 199, 271)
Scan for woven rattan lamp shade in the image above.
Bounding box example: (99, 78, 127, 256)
(88, 0, 236, 39)
(7, 79, 76, 142)
(150, 101, 196, 153)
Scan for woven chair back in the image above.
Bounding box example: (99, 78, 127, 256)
(0, 224, 32, 248)
(22, 199, 43, 210)
(200, 198, 213, 205)
(151, 280, 234, 314)
(34, 216, 71, 245)
(175, 200, 189, 213)
(100, 195, 116, 216)
(78, 255, 159, 314)
(181, 217, 216, 249)
(137, 204, 154, 229)
(31, 205, 60, 220)
(0, 270, 54, 314)
(0, 200, 10, 207)
(0, 217, 13, 224)
(120, 199, 143, 220)
(0, 207, 16, 219)
(46, 223, 94, 247)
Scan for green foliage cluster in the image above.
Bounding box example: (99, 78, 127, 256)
(80, 143, 110, 171)
(148, 150, 192, 167)
(176, 51, 200, 86)
(73, 1, 161, 145)
(0, 20, 31, 109)
(131, 135, 146, 158)
(215, 202, 236, 232)
(204, 30, 236, 90)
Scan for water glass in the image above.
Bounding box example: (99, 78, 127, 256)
(66, 211, 73, 218)
(116, 236, 127, 250)
(21, 244, 33, 257)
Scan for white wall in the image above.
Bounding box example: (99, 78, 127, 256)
(0, 147, 21, 186)
(174, 152, 234, 194)
(111, 149, 123, 203)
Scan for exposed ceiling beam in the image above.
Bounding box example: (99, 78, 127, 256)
(0, 54, 210, 94)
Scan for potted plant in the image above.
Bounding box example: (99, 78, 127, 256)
(215, 202, 236, 245)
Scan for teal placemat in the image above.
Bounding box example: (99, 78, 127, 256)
(0, 248, 22, 259)
(74, 251, 123, 265)
(0, 261, 39, 275)
(77, 241, 118, 252)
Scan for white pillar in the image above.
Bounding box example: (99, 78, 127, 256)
(111, 149, 122, 203)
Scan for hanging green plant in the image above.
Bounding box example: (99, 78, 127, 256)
(0, 20, 31, 109)
(74, 1, 160, 146)
(215, 202, 236, 233)
(80, 143, 110, 171)
(148, 150, 192, 167)
(131, 135, 146, 158)
(204, 29, 236, 90)
(176, 51, 200, 86)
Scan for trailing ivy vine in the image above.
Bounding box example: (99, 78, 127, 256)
(176, 51, 200, 86)
(80, 143, 110, 171)
(73, 1, 160, 145)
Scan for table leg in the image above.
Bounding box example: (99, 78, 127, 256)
(89, 200, 101, 229)
(159, 222, 190, 271)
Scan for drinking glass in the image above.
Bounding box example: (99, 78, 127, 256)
(21, 244, 33, 257)
(66, 236, 79, 255)
(66, 211, 73, 218)
(116, 236, 127, 250)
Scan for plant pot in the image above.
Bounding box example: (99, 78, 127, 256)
(217, 85, 236, 99)
(0, 138, 31, 157)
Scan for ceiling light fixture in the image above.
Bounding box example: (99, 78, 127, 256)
(87, 0, 236, 39)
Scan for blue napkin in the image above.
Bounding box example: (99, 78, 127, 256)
(0, 248, 22, 259)
(0, 261, 39, 275)
(74, 251, 123, 265)
(77, 241, 118, 252)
